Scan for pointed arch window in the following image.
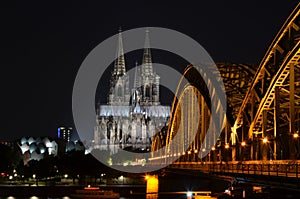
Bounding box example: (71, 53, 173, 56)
(145, 85, 150, 98)
(117, 85, 122, 97)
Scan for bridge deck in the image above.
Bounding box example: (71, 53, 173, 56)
(169, 160, 300, 179)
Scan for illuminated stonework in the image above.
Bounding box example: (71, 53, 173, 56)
(94, 30, 170, 154)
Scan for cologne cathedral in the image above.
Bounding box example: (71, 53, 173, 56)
(94, 29, 170, 154)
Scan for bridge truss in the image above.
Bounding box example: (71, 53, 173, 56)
(231, 3, 300, 161)
(151, 3, 300, 164)
(151, 65, 212, 163)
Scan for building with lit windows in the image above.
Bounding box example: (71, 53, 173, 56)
(0, 140, 15, 149)
(57, 127, 73, 142)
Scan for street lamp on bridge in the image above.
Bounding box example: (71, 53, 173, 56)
(241, 141, 246, 147)
(263, 137, 268, 144)
(210, 146, 216, 162)
(225, 143, 230, 149)
(262, 137, 276, 161)
(293, 131, 299, 159)
(240, 141, 247, 161)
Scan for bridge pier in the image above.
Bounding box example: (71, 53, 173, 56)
(145, 175, 158, 198)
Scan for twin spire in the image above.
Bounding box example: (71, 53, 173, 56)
(113, 28, 153, 76)
(110, 28, 160, 106)
(142, 29, 153, 76)
(113, 28, 126, 76)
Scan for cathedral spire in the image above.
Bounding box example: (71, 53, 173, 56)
(114, 28, 126, 76)
(133, 61, 138, 89)
(142, 29, 153, 76)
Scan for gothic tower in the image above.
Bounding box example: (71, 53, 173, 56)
(138, 30, 160, 105)
(108, 29, 130, 105)
(95, 28, 170, 156)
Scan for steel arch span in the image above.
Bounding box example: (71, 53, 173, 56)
(150, 65, 228, 163)
(150, 63, 257, 163)
(231, 3, 300, 161)
(151, 3, 300, 164)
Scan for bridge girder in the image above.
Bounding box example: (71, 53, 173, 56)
(233, 4, 300, 135)
(217, 63, 257, 124)
(151, 65, 227, 162)
(230, 3, 300, 160)
(151, 3, 300, 163)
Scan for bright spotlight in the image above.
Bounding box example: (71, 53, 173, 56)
(187, 191, 193, 197)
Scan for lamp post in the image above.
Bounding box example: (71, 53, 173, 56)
(262, 137, 268, 161)
(194, 149, 198, 162)
(211, 147, 215, 162)
(294, 132, 299, 159)
(262, 137, 275, 161)
(187, 150, 192, 162)
(32, 174, 37, 186)
(224, 143, 230, 162)
(100, 173, 106, 184)
(201, 148, 206, 162)
(241, 141, 246, 161)
(119, 175, 124, 184)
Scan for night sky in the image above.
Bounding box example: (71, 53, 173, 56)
(1, 1, 298, 141)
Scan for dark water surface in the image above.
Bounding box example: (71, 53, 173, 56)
(1, 172, 300, 199)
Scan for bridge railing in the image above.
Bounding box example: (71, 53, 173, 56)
(169, 161, 300, 179)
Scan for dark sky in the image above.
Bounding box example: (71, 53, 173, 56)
(1, 1, 298, 141)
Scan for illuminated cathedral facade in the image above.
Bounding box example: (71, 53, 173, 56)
(94, 29, 170, 154)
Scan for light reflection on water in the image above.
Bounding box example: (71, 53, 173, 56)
(146, 193, 158, 199)
(3, 197, 71, 199)
(3, 195, 191, 199)
(3, 197, 153, 199)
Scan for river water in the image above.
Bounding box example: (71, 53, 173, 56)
(0, 171, 229, 199)
(2, 172, 300, 199)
